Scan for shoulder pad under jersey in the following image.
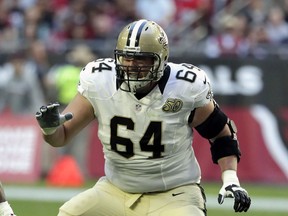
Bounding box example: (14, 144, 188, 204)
(167, 62, 213, 107)
(78, 58, 117, 99)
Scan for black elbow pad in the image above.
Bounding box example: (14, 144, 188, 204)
(210, 136, 241, 164)
(195, 105, 228, 139)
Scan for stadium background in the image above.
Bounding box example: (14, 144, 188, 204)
(0, 0, 287, 215)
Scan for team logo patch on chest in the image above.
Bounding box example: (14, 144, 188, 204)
(162, 98, 183, 113)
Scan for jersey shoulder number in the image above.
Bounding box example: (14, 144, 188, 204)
(167, 62, 213, 105)
(169, 62, 207, 84)
(81, 58, 115, 75)
(78, 58, 116, 98)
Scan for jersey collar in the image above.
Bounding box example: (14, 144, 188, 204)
(158, 65, 171, 94)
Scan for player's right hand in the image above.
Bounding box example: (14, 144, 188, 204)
(35, 102, 73, 135)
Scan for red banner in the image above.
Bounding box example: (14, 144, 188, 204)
(0, 113, 42, 183)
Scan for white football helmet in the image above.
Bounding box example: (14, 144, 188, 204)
(114, 19, 169, 93)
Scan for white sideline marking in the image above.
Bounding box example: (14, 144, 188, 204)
(5, 186, 288, 212)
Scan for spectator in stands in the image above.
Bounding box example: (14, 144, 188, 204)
(112, 0, 139, 30)
(0, 4, 20, 53)
(0, 50, 45, 115)
(45, 44, 95, 107)
(6, 0, 25, 30)
(23, 0, 55, 43)
(87, 1, 121, 40)
(204, 14, 250, 58)
(174, 0, 212, 27)
(283, 0, 288, 23)
(264, 6, 288, 44)
(246, 24, 270, 58)
(239, 0, 270, 26)
(135, 0, 176, 28)
(53, 0, 95, 41)
(27, 40, 51, 101)
(0, 182, 16, 216)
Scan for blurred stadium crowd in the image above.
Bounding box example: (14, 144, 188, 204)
(1, 0, 288, 114)
(1, 0, 288, 56)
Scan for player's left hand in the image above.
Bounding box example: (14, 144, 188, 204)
(218, 183, 251, 212)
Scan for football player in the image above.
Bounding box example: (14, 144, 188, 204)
(36, 19, 251, 216)
(0, 182, 16, 216)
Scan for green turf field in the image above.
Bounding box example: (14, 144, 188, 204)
(6, 180, 288, 216)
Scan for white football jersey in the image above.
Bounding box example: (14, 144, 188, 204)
(78, 58, 212, 193)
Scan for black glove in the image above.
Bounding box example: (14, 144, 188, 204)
(218, 183, 251, 212)
(35, 102, 73, 135)
(218, 170, 251, 212)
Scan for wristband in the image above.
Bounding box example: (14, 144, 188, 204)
(222, 170, 239, 185)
